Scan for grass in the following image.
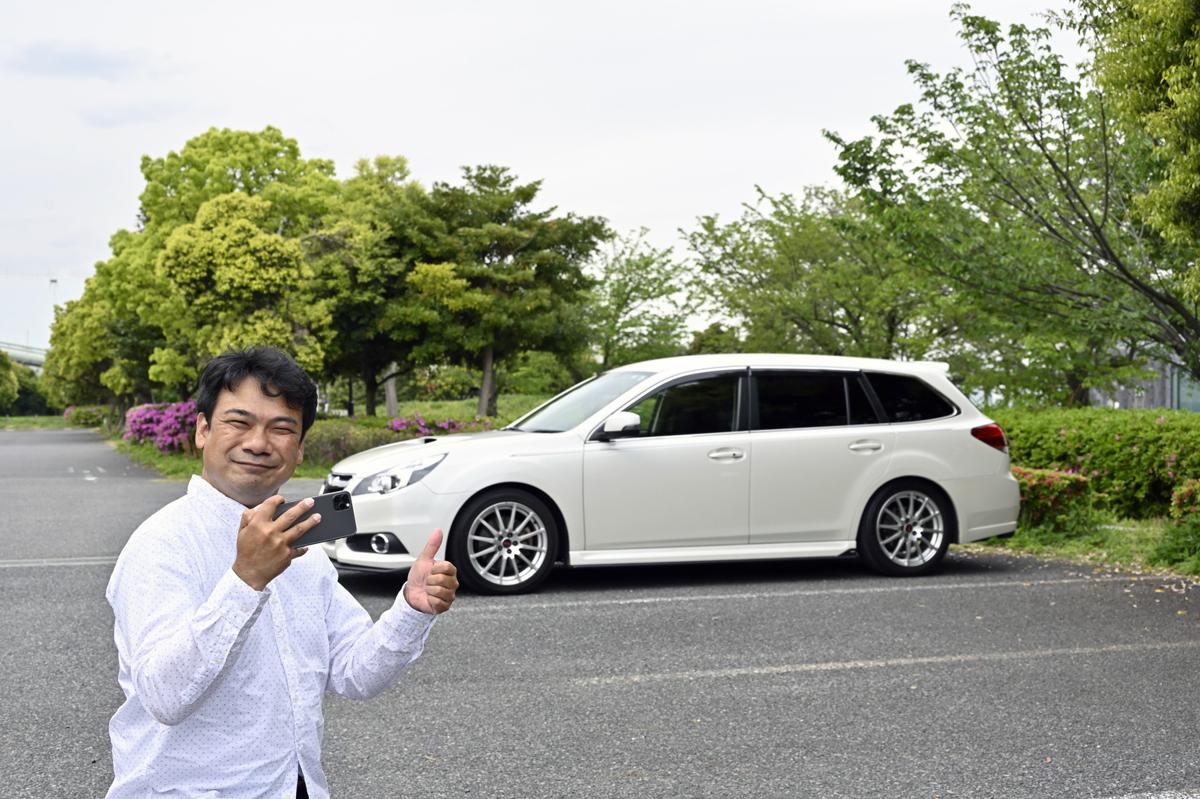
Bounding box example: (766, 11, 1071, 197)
(975, 514, 1195, 576)
(1, 415, 77, 430)
(325, 394, 550, 427)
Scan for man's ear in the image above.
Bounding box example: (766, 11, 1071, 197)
(195, 413, 210, 450)
(297, 437, 304, 464)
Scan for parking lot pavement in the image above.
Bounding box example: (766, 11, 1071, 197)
(3, 429, 1198, 798)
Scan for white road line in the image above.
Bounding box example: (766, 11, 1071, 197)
(0, 555, 117, 568)
(453, 574, 1183, 615)
(1094, 792, 1200, 799)
(574, 639, 1200, 687)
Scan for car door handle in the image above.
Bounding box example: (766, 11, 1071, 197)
(708, 447, 745, 461)
(848, 440, 883, 453)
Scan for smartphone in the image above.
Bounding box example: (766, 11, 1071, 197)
(272, 490, 358, 548)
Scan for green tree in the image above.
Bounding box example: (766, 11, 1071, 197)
(415, 166, 609, 416)
(0, 353, 19, 413)
(586, 230, 689, 369)
(151, 193, 330, 390)
(686, 188, 970, 358)
(306, 155, 431, 416)
(47, 127, 339, 405)
(1093, 0, 1200, 251)
(826, 5, 1198, 393)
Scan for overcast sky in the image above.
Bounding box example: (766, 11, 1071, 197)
(0, 0, 1070, 350)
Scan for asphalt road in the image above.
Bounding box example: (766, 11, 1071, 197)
(2, 428, 1198, 798)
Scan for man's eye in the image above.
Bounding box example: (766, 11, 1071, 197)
(274, 428, 297, 436)
(226, 419, 248, 428)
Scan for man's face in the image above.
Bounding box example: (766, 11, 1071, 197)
(195, 378, 305, 507)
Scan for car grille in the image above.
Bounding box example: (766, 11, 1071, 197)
(322, 472, 352, 494)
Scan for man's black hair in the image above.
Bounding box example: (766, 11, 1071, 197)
(195, 347, 319, 439)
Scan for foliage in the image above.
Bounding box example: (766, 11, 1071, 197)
(124, 400, 198, 454)
(1010, 466, 1091, 529)
(414, 165, 609, 416)
(300, 421, 406, 467)
(64, 405, 109, 427)
(686, 323, 744, 355)
(0, 353, 19, 413)
(828, 5, 1200, 394)
(500, 351, 575, 396)
(306, 155, 429, 416)
(11, 365, 52, 415)
(151, 193, 330, 388)
(46, 127, 338, 406)
(387, 413, 495, 438)
(991, 407, 1200, 517)
(585, 229, 689, 369)
(1170, 478, 1200, 520)
(1147, 514, 1200, 574)
(686, 188, 970, 360)
(407, 364, 482, 401)
(1093, 0, 1200, 252)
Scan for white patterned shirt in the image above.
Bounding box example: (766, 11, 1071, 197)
(105, 475, 435, 798)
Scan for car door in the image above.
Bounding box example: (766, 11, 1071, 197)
(582, 370, 750, 550)
(749, 369, 896, 544)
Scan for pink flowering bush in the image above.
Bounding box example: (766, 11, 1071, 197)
(387, 412, 494, 438)
(1010, 466, 1091, 530)
(123, 400, 197, 454)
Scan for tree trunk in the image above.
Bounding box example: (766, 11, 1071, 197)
(1064, 371, 1092, 407)
(477, 345, 498, 417)
(384, 362, 398, 417)
(346, 377, 354, 417)
(364, 370, 378, 417)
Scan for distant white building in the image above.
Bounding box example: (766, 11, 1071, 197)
(0, 341, 47, 374)
(1091, 362, 1200, 412)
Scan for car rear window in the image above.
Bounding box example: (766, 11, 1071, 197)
(753, 371, 877, 430)
(865, 372, 957, 422)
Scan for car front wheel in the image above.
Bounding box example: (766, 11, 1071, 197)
(857, 481, 953, 576)
(449, 488, 559, 594)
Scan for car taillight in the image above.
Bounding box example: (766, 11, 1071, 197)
(971, 423, 1008, 453)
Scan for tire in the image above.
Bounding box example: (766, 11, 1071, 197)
(449, 488, 559, 594)
(857, 480, 954, 577)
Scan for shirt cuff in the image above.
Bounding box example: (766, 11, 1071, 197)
(396, 582, 438, 622)
(214, 568, 271, 625)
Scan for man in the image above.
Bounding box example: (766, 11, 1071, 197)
(105, 346, 458, 798)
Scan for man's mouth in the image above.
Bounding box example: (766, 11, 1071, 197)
(232, 460, 274, 472)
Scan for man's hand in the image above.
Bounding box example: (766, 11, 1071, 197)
(232, 496, 321, 591)
(403, 529, 458, 614)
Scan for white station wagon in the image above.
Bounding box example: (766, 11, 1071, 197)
(320, 354, 1020, 594)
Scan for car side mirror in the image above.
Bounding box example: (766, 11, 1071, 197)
(594, 411, 641, 442)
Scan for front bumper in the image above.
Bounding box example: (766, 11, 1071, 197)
(323, 481, 460, 570)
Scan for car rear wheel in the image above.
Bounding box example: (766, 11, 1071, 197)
(449, 488, 559, 594)
(857, 481, 953, 576)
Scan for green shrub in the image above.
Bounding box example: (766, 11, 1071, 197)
(990, 407, 1200, 518)
(1170, 478, 1200, 520)
(64, 404, 110, 427)
(1011, 466, 1092, 531)
(1147, 514, 1200, 575)
(302, 421, 402, 467)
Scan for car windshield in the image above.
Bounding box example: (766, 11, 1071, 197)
(511, 370, 655, 433)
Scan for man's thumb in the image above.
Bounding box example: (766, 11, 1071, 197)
(418, 528, 444, 562)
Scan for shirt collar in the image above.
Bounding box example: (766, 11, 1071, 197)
(187, 475, 250, 528)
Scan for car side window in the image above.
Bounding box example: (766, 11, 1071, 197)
(865, 372, 957, 422)
(624, 374, 741, 436)
(755, 371, 863, 429)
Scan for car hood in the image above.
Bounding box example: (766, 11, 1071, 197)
(330, 429, 540, 477)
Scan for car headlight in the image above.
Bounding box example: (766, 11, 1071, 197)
(351, 453, 447, 495)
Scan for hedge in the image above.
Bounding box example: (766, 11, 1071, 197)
(1010, 466, 1091, 530)
(989, 407, 1200, 519)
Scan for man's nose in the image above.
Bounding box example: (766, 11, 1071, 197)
(242, 426, 271, 455)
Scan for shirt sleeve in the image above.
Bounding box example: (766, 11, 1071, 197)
(323, 572, 436, 699)
(108, 534, 270, 726)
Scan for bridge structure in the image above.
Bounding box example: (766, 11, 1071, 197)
(0, 341, 47, 373)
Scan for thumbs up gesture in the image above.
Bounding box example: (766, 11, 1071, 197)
(403, 529, 459, 615)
